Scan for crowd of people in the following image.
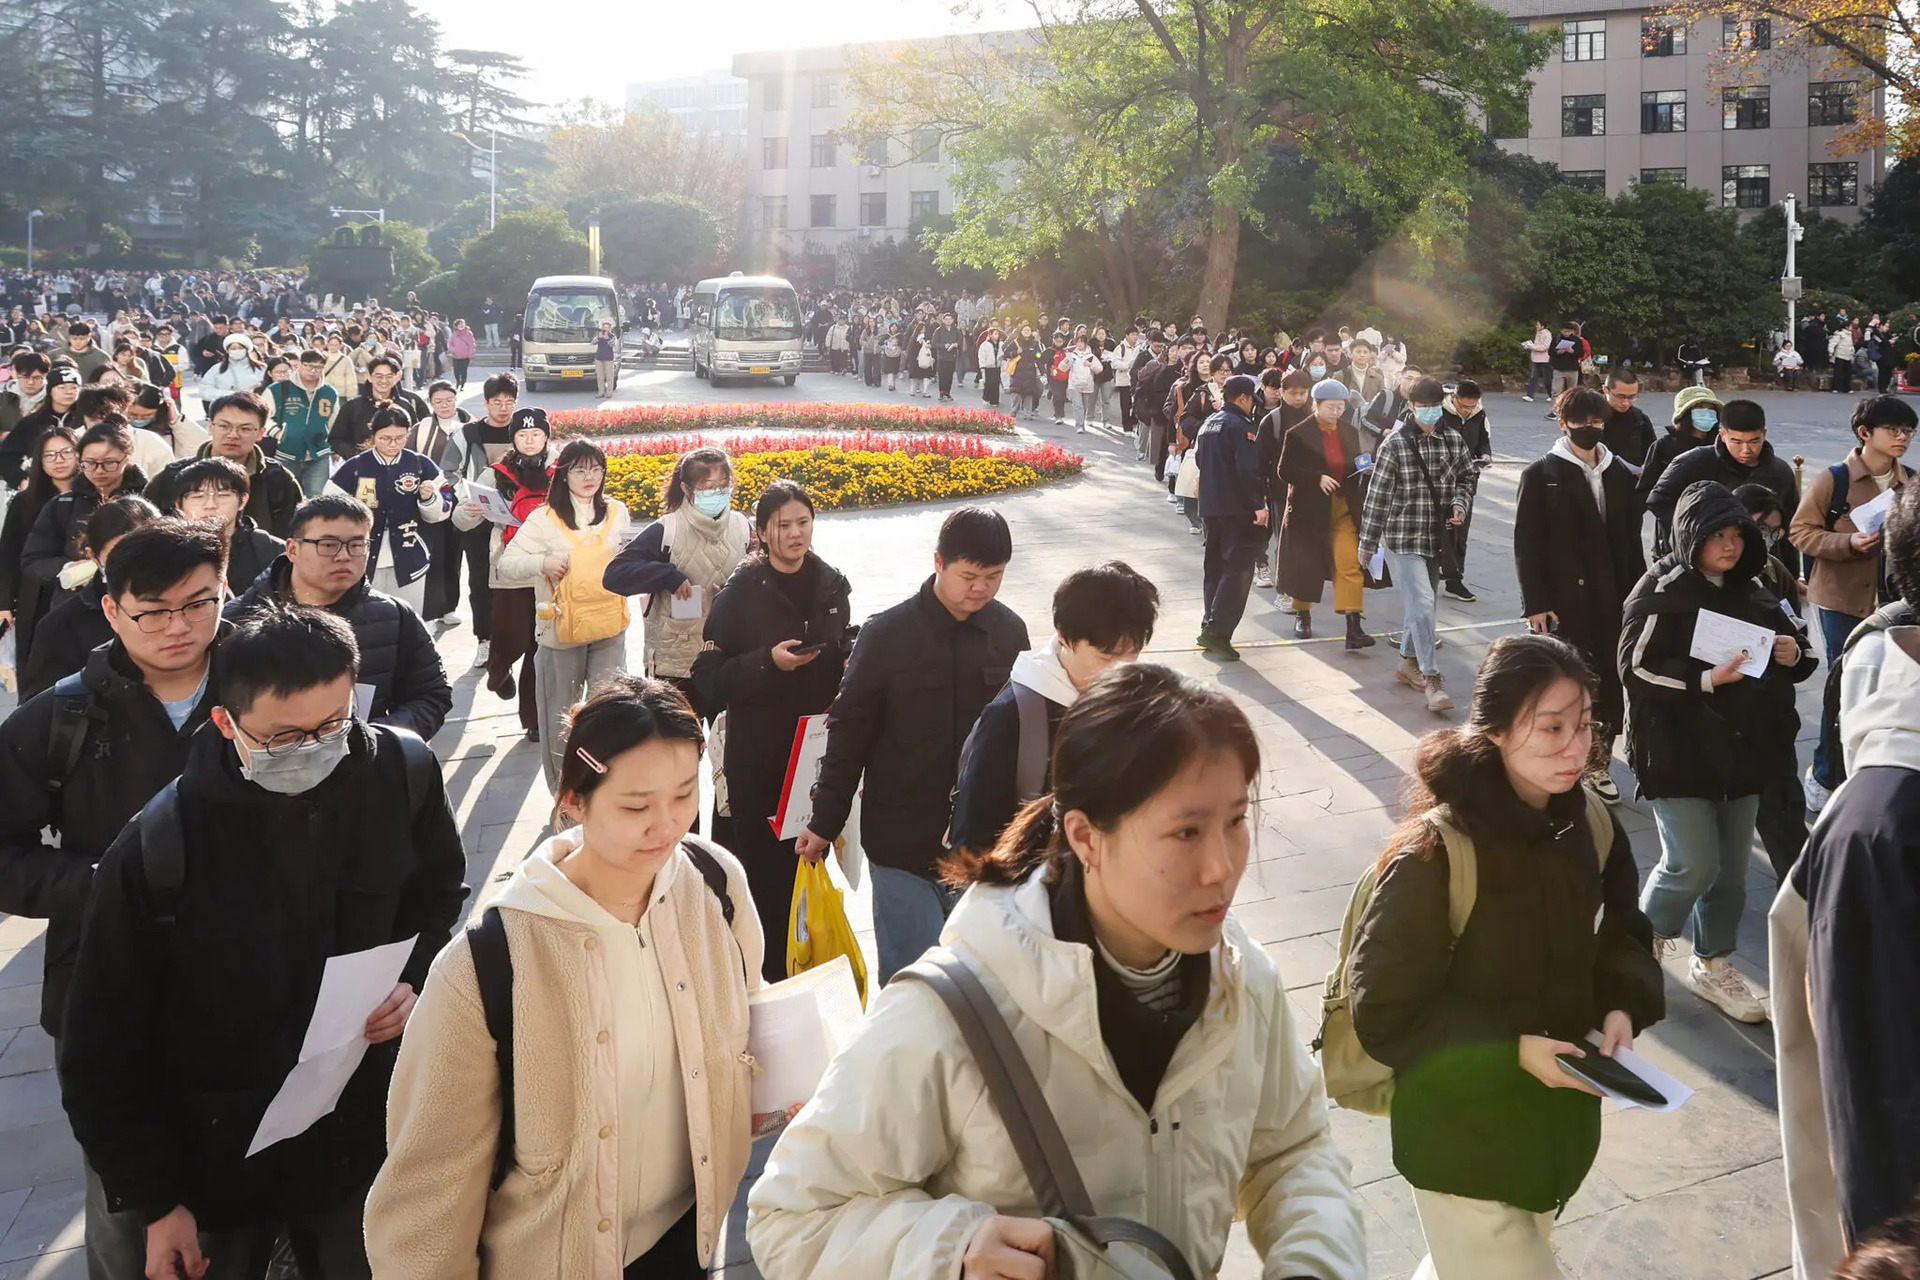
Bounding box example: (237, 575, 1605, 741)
(3, 280, 1920, 1280)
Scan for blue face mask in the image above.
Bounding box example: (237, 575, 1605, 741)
(1691, 408, 1718, 431)
(691, 488, 732, 518)
(1413, 405, 1443, 427)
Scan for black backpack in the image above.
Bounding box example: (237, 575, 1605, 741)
(468, 839, 736, 1191)
(45, 671, 111, 794)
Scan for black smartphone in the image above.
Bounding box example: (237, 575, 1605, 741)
(1556, 1052, 1666, 1107)
(791, 641, 827, 657)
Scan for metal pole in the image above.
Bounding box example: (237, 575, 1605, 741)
(1783, 194, 1798, 339)
(488, 127, 497, 230)
(24, 215, 32, 270)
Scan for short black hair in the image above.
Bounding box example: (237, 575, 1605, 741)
(78, 420, 132, 455)
(1258, 368, 1285, 389)
(1885, 479, 1920, 610)
(482, 372, 520, 400)
(206, 391, 268, 426)
(217, 602, 360, 716)
(1052, 561, 1159, 651)
(1454, 378, 1483, 400)
(298, 348, 325, 364)
(75, 384, 131, 420)
(1606, 367, 1639, 388)
(1853, 393, 1919, 441)
(81, 494, 160, 557)
(936, 506, 1013, 567)
(1733, 482, 1784, 521)
(1408, 376, 1446, 406)
(103, 516, 227, 602)
(290, 491, 373, 537)
(174, 456, 251, 501)
(1556, 386, 1609, 424)
(1721, 399, 1766, 434)
(11, 351, 48, 375)
(366, 353, 401, 375)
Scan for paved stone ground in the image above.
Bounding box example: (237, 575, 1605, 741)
(0, 369, 1882, 1278)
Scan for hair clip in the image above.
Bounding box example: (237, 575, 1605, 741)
(575, 747, 607, 774)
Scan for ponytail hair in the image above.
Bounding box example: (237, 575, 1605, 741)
(661, 445, 733, 513)
(941, 663, 1260, 888)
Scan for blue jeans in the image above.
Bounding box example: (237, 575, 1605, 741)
(297, 454, 332, 500)
(1526, 364, 1551, 398)
(1640, 795, 1760, 958)
(1813, 606, 1865, 787)
(871, 864, 960, 986)
(1385, 550, 1441, 675)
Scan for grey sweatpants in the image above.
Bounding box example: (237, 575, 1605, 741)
(535, 637, 627, 789)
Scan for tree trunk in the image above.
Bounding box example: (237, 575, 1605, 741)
(1198, 198, 1240, 334)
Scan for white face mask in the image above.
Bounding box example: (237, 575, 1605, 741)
(236, 727, 353, 795)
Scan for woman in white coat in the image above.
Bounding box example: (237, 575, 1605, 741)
(746, 662, 1366, 1280)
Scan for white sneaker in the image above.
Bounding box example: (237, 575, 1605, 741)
(1253, 565, 1273, 589)
(472, 640, 490, 670)
(1521, 394, 1535, 402)
(1164, 492, 1180, 505)
(1686, 956, 1769, 1023)
(1802, 767, 1832, 814)
(1586, 769, 1620, 804)
(438, 613, 461, 628)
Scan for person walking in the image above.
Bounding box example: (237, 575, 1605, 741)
(594, 319, 619, 399)
(1194, 374, 1269, 661)
(748, 663, 1367, 1280)
(1546, 322, 1588, 407)
(1599, 370, 1656, 476)
(1357, 376, 1476, 713)
(690, 481, 855, 983)
(793, 508, 1028, 984)
(1436, 379, 1491, 603)
(366, 677, 763, 1280)
(1636, 386, 1723, 556)
(1520, 320, 1553, 402)
(324, 407, 452, 616)
(1645, 399, 1799, 549)
(498, 440, 632, 789)
(441, 374, 522, 666)
(1514, 387, 1646, 803)
(1620, 480, 1818, 1023)
(1276, 377, 1375, 651)
(0, 423, 79, 663)
(269, 350, 342, 499)
(977, 327, 1002, 409)
(446, 319, 476, 390)
(1349, 634, 1665, 1279)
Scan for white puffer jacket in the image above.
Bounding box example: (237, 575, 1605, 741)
(745, 867, 1367, 1280)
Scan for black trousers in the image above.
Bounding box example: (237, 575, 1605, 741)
(454, 525, 493, 639)
(1119, 385, 1135, 430)
(982, 368, 1001, 406)
(1050, 380, 1069, 419)
(1756, 760, 1809, 881)
(1147, 419, 1171, 481)
(622, 1205, 701, 1280)
(936, 364, 955, 398)
(1202, 516, 1265, 641)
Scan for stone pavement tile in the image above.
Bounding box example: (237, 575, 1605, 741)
(0, 1193, 26, 1254)
(0, 1244, 85, 1280)
(0, 922, 45, 953)
(1591, 1083, 1784, 1201)
(1327, 1108, 1397, 1189)
(0, 1179, 82, 1265)
(0, 1029, 52, 1080)
(1232, 886, 1354, 946)
(1251, 846, 1380, 898)
(1262, 934, 1339, 993)
(1359, 1176, 1426, 1260)
(1561, 1167, 1633, 1226)
(0, 944, 43, 992)
(0, 1072, 61, 1134)
(0, 1122, 82, 1194)
(1553, 1160, 1792, 1280)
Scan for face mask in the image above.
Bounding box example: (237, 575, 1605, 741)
(1413, 406, 1443, 428)
(1567, 424, 1605, 450)
(1309, 364, 1326, 379)
(236, 728, 352, 795)
(1690, 409, 1718, 431)
(691, 488, 732, 518)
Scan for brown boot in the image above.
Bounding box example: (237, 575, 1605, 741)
(1423, 672, 1453, 713)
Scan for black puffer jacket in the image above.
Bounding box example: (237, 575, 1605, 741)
(21, 467, 151, 601)
(1618, 481, 1819, 800)
(231, 557, 452, 741)
(19, 574, 113, 700)
(1644, 436, 1800, 549)
(1349, 768, 1664, 1214)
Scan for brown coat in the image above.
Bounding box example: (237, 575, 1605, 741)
(1789, 448, 1913, 618)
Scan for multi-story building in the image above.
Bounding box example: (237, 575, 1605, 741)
(1490, 0, 1884, 220)
(626, 70, 750, 151)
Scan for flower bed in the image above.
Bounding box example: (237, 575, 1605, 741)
(549, 402, 1017, 438)
(600, 433, 1083, 519)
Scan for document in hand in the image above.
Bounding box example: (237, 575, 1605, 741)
(746, 953, 866, 1117)
(1578, 1032, 1695, 1113)
(1850, 486, 1896, 536)
(669, 584, 703, 620)
(457, 478, 522, 527)
(248, 935, 418, 1157)
(1689, 609, 1775, 679)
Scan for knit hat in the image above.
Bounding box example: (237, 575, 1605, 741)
(509, 407, 550, 438)
(1355, 327, 1383, 346)
(1311, 378, 1351, 402)
(222, 333, 252, 352)
(46, 362, 81, 388)
(1671, 384, 1723, 425)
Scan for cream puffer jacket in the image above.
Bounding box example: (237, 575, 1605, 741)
(745, 867, 1367, 1280)
(366, 832, 765, 1279)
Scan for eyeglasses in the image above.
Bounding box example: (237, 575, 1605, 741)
(296, 536, 370, 560)
(1874, 424, 1919, 438)
(80, 457, 126, 474)
(41, 448, 75, 463)
(1608, 390, 1639, 403)
(233, 714, 354, 757)
(124, 596, 222, 633)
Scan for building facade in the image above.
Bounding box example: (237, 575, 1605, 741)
(626, 70, 749, 151)
(1490, 0, 1884, 221)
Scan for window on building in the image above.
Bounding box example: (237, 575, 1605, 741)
(762, 196, 787, 229)
(1639, 167, 1688, 185)
(809, 134, 837, 168)
(1808, 82, 1859, 126)
(1641, 90, 1687, 132)
(1723, 17, 1771, 49)
(856, 135, 888, 166)
(810, 194, 836, 228)
(1723, 85, 1770, 129)
(761, 136, 788, 169)
(811, 78, 837, 109)
(1562, 94, 1606, 136)
(1808, 162, 1859, 207)
(859, 192, 887, 226)
(1562, 170, 1608, 192)
(1641, 16, 1687, 55)
(910, 190, 940, 223)
(1562, 19, 1606, 61)
(1722, 164, 1770, 208)
(911, 127, 942, 163)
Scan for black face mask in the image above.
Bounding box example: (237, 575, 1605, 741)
(1567, 424, 1605, 450)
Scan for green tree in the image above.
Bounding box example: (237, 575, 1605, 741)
(1857, 160, 1920, 309)
(1512, 187, 1659, 355)
(537, 104, 747, 251)
(1617, 181, 1776, 366)
(454, 207, 586, 309)
(593, 197, 720, 283)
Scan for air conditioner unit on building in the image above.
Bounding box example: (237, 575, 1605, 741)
(865, 165, 882, 178)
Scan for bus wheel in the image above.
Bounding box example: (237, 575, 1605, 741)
(783, 374, 798, 386)
(525, 379, 541, 392)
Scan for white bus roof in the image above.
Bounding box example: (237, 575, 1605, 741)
(528, 275, 618, 291)
(693, 275, 795, 291)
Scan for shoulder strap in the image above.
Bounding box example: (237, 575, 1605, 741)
(373, 725, 436, 823)
(680, 839, 735, 926)
(46, 673, 107, 795)
(467, 906, 516, 1192)
(1425, 808, 1478, 937)
(138, 780, 187, 926)
(1010, 684, 1050, 804)
(1823, 462, 1852, 531)
(1583, 785, 1615, 867)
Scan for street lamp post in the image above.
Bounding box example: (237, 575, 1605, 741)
(452, 128, 499, 229)
(26, 210, 43, 269)
(1781, 193, 1804, 340)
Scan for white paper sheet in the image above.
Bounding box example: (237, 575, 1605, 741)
(249, 935, 417, 1157)
(1849, 486, 1895, 535)
(1366, 547, 1387, 581)
(1579, 1033, 1695, 1113)
(457, 479, 521, 527)
(1689, 608, 1775, 679)
(746, 955, 866, 1116)
(669, 585, 703, 620)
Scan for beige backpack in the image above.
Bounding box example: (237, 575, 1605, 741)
(551, 521, 629, 646)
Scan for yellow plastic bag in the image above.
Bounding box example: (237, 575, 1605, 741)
(787, 859, 868, 1006)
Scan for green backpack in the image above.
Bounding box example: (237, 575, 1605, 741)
(1314, 786, 1614, 1116)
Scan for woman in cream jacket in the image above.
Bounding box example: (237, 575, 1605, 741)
(746, 663, 1366, 1280)
(368, 676, 764, 1280)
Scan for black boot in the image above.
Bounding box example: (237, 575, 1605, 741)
(1345, 613, 1377, 650)
(1292, 611, 1312, 640)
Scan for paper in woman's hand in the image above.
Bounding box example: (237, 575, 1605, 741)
(1689, 609, 1774, 678)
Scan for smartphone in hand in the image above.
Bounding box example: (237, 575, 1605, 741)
(1556, 1052, 1667, 1107)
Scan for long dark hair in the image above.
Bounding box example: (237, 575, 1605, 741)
(554, 675, 705, 828)
(17, 423, 80, 530)
(547, 438, 610, 530)
(943, 663, 1260, 887)
(1378, 634, 1596, 870)
(661, 445, 732, 514)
